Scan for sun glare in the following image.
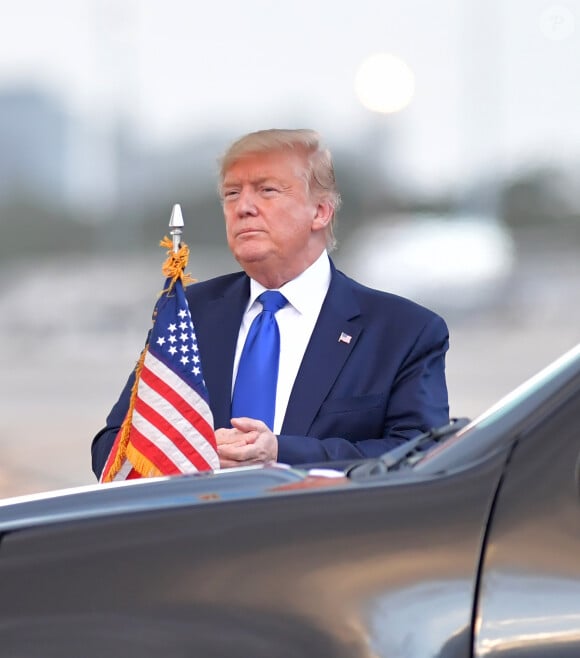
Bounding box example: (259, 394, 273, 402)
(355, 52, 416, 114)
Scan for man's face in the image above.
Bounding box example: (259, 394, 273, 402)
(221, 149, 330, 285)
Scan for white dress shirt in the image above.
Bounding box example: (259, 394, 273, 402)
(232, 251, 332, 433)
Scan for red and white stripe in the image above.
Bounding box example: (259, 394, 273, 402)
(102, 350, 218, 482)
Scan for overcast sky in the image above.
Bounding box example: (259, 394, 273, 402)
(1, 0, 579, 191)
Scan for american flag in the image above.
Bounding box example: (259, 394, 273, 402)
(100, 275, 219, 482)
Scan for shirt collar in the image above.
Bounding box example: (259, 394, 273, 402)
(247, 251, 331, 314)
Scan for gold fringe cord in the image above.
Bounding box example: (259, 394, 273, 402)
(101, 346, 148, 482)
(159, 236, 196, 291)
(126, 442, 163, 479)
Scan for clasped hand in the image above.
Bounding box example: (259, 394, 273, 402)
(215, 417, 278, 468)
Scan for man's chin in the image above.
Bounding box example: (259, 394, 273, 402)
(232, 238, 271, 264)
(233, 246, 270, 267)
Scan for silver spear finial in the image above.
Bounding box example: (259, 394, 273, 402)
(169, 203, 184, 254)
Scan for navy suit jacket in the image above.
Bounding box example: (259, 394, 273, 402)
(91, 262, 449, 478)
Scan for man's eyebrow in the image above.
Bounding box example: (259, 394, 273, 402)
(223, 176, 283, 187)
(221, 182, 242, 194)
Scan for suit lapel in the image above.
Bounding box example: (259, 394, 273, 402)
(282, 269, 362, 435)
(196, 275, 249, 428)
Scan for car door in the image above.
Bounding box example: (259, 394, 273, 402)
(474, 389, 580, 658)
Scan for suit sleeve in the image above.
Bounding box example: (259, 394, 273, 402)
(276, 314, 450, 465)
(90, 366, 137, 479)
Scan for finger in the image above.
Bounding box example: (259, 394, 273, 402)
(219, 456, 268, 469)
(215, 425, 255, 445)
(217, 442, 256, 461)
(218, 454, 238, 468)
(219, 428, 260, 446)
(219, 457, 244, 469)
(214, 428, 235, 441)
(230, 417, 269, 433)
(215, 433, 248, 447)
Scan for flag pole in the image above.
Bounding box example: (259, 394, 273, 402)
(169, 203, 184, 254)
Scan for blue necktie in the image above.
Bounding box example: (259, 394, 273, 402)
(231, 291, 287, 429)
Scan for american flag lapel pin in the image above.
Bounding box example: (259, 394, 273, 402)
(338, 332, 352, 344)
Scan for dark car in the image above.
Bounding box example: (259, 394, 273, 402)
(1, 344, 579, 658)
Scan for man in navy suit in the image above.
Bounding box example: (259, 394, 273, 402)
(92, 128, 449, 478)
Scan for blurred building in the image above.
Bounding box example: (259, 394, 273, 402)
(0, 87, 69, 203)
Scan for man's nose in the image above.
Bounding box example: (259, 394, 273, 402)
(236, 188, 258, 216)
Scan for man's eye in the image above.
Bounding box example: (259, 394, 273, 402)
(261, 187, 279, 194)
(223, 190, 239, 200)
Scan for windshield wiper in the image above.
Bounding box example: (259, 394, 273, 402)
(347, 417, 470, 480)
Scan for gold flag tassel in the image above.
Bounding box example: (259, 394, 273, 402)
(159, 236, 196, 290)
(101, 346, 148, 482)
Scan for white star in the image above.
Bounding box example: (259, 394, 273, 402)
(168, 323, 177, 332)
(168, 346, 178, 355)
(180, 355, 190, 365)
(180, 344, 189, 354)
(156, 336, 166, 346)
(192, 355, 200, 364)
(179, 321, 188, 331)
(179, 332, 189, 342)
(192, 366, 201, 376)
(178, 309, 188, 319)
(168, 334, 177, 344)
(192, 343, 199, 352)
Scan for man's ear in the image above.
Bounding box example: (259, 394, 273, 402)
(312, 200, 333, 231)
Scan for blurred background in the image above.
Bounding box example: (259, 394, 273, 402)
(1, 0, 579, 498)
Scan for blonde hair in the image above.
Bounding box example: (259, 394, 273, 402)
(219, 128, 341, 251)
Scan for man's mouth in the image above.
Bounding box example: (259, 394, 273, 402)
(236, 228, 263, 237)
